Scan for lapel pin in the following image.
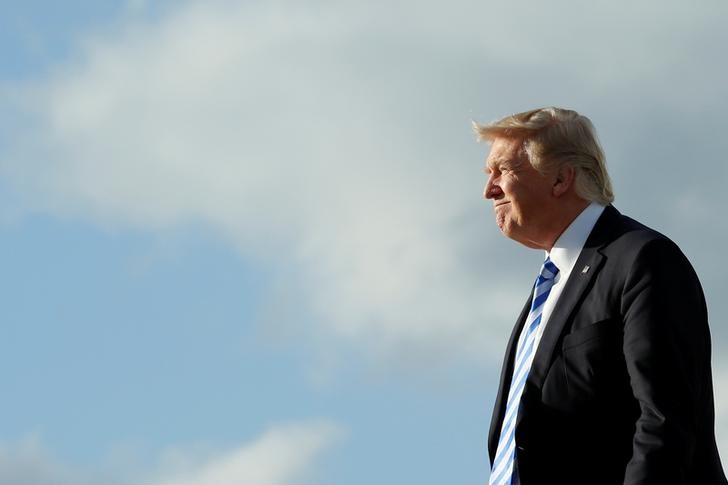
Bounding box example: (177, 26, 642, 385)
(581, 265, 590, 274)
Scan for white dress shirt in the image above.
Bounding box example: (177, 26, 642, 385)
(517, 202, 606, 354)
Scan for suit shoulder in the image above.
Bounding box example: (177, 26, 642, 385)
(594, 208, 699, 277)
(600, 209, 698, 280)
(598, 208, 677, 254)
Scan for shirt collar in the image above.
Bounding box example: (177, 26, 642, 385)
(546, 202, 606, 277)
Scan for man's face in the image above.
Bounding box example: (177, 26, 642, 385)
(483, 137, 556, 249)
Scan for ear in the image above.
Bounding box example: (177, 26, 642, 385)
(552, 165, 576, 197)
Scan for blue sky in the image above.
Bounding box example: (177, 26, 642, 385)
(1, 1, 728, 484)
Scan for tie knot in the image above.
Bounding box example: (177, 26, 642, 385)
(540, 258, 559, 281)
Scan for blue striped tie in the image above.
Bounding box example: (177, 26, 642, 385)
(489, 258, 559, 485)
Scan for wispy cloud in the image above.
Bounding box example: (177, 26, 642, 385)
(1, 0, 727, 368)
(0, 0, 522, 365)
(0, 435, 79, 485)
(0, 421, 343, 485)
(146, 421, 344, 485)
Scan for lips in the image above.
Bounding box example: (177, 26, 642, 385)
(494, 201, 510, 209)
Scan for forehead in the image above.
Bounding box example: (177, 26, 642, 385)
(486, 137, 526, 168)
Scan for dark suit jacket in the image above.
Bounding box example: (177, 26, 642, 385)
(488, 205, 727, 485)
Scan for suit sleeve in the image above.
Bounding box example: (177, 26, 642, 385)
(621, 238, 711, 484)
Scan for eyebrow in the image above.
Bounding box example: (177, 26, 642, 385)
(485, 156, 511, 172)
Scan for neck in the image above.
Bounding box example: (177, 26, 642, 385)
(541, 199, 591, 251)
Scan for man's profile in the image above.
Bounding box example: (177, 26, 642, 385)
(476, 107, 727, 485)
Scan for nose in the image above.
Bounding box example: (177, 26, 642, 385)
(484, 176, 501, 200)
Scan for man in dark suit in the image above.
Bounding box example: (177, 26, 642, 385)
(475, 107, 727, 485)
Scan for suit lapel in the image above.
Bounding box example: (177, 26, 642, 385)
(520, 206, 620, 404)
(524, 246, 605, 392)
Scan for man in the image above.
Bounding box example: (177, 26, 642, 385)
(476, 107, 726, 485)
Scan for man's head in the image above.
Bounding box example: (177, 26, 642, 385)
(475, 107, 614, 250)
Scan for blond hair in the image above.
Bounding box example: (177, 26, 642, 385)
(474, 107, 614, 205)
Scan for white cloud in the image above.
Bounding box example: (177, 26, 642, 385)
(146, 421, 343, 485)
(0, 421, 343, 485)
(2, 0, 728, 368)
(1, 0, 523, 365)
(0, 435, 79, 485)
